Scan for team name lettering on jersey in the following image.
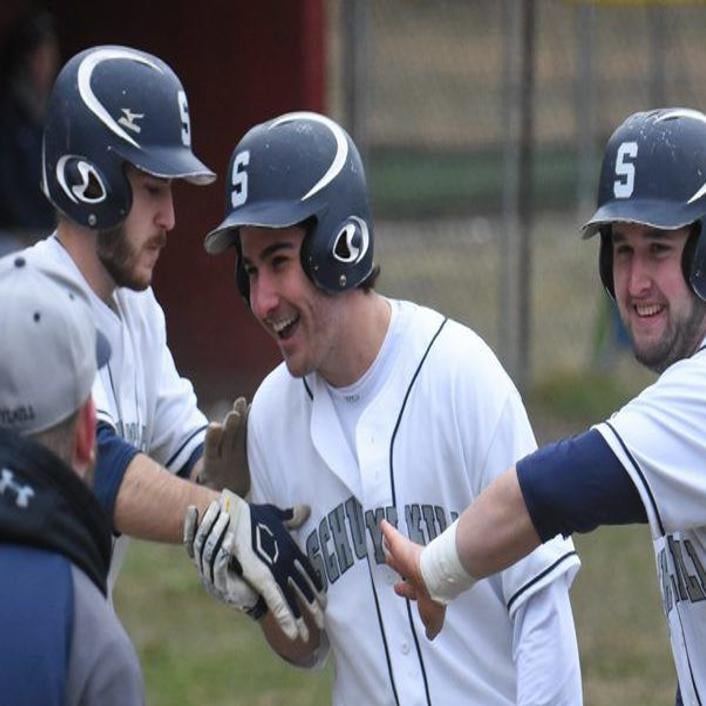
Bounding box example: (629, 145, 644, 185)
(114, 420, 148, 451)
(659, 535, 706, 615)
(305, 496, 459, 590)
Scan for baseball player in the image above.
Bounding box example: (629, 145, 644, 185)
(11, 45, 323, 642)
(381, 108, 706, 706)
(188, 112, 583, 705)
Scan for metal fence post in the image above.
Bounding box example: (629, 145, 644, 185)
(342, 0, 371, 169)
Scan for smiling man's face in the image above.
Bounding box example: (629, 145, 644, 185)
(612, 222, 706, 372)
(240, 225, 345, 379)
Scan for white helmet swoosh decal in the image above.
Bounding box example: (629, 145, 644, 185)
(688, 182, 706, 205)
(56, 155, 78, 203)
(654, 109, 706, 204)
(270, 111, 348, 202)
(41, 137, 48, 198)
(655, 108, 706, 126)
(78, 47, 162, 149)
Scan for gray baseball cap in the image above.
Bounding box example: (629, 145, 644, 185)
(0, 255, 110, 435)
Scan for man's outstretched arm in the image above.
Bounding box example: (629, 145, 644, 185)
(381, 465, 539, 638)
(382, 429, 646, 638)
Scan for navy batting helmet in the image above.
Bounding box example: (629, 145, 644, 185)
(41, 45, 215, 230)
(582, 108, 706, 301)
(204, 111, 373, 296)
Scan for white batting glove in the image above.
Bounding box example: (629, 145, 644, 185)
(188, 489, 326, 642)
(198, 397, 251, 496)
(184, 504, 266, 619)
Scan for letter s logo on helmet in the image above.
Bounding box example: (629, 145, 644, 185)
(42, 45, 215, 230)
(204, 111, 375, 297)
(582, 107, 706, 301)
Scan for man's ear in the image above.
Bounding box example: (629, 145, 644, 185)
(73, 396, 97, 477)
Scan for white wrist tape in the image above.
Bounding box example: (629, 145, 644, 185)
(419, 519, 475, 605)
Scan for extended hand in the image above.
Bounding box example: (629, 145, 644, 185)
(198, 397, 250, 496)
(184, 504, 266, 618)
(380, 519, 447, 640)
(187, 489, 326, 642)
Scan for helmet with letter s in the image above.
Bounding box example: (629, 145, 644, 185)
(582, 107, 706, 301)
(204, 111, 374, 297)
(42, 45, 215, 230)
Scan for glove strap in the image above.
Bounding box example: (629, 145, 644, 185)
(419, 519, 475, 605)
(246, 595, 268, 621)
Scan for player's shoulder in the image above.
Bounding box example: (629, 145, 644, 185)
(19, 235, 80, 280)
(395, 299, 482, 351)
(249, 362, 307, 436)
(251, 362, 300, 410)
(631, 343, 706, 406)
(604, 343, 706, 438)
(20, 234, 58, 263)
(402, 299, 513, 387)
(402, 300, 495, 351)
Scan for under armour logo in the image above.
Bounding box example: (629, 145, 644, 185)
(0, 469, 35, 508)
(118, 108, 144, 134)
(255, 523, 279, 565)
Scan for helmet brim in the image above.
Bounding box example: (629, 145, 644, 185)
(113, 145, 216, 185)
(582, 198, 703, 238)
(204, 200, 320, 254)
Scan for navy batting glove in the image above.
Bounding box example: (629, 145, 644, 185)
(198, 490, 326, 641)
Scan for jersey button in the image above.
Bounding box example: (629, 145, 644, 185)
(401, 641, 410, 655)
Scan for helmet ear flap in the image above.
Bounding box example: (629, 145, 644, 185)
(301, 215, 372, 292)
(299, 217, 324, 288)
(49, 152, 132, 229)
(683, 222, 706, 301)
(60, 158, 108, 204)
(599, 227, 615, 300)
(233, 235, 250, 304)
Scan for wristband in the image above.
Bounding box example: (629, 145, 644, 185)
(419, 519, 475, 604)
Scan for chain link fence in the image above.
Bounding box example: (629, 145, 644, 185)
(327, 0, 706, 387)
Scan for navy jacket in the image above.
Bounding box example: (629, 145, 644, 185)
(0, 428, 143, 705)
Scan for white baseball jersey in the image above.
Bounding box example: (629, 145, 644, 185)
(595, 340, 706, 706)
(249, 299, 581, 706)
(23, 235, 208, 590)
